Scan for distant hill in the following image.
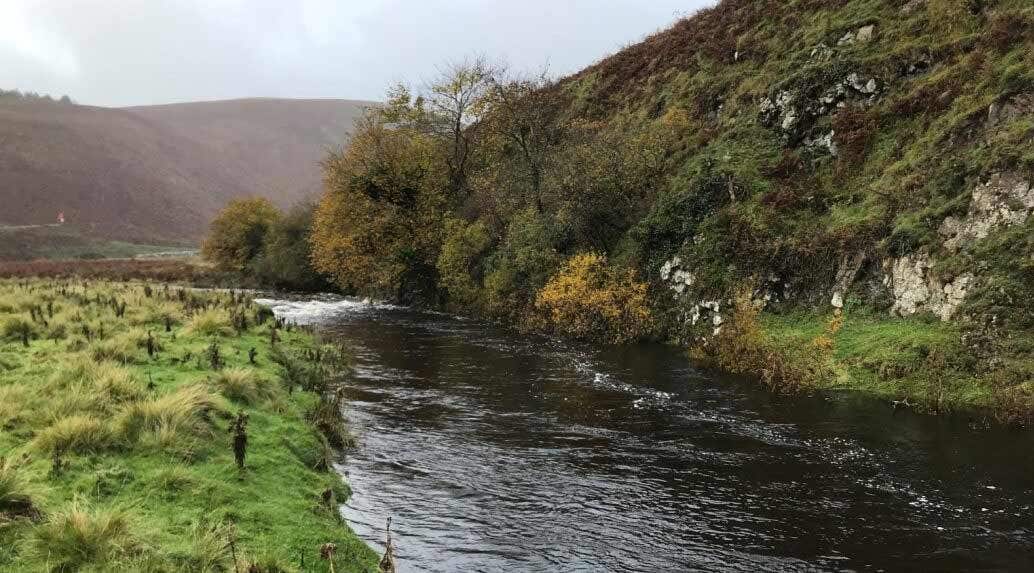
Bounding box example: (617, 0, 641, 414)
(0, 97, 372, 243)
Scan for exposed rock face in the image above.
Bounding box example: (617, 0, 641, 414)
(986, 93, 1033, 129)
(660, 256, 726, 336)
(838, 24, 876, 46)
(883, 253, 974, 320)
(760, 73, 881, 142)
(939, 173, 1034, 252)
(660, 256, 696, 294)
(830, 251, 866, 308)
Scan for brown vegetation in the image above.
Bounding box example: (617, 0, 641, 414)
(0, 98, 370, 243)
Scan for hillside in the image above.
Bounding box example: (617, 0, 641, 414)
(0, 97, 370, 244)
(307, 0, 1034, 419)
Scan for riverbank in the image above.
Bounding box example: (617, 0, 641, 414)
(0, 279, 377, 571)
(695, 298, 1032, 426)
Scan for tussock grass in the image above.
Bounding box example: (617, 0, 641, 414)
(0, 457, 39, 519)
(0, 278, 375, 571)
(33, 415, 115, 454)
(211, 367, 279, 404)
(29, 501, 141, 571)
(186, 309, 233, 337)
(89, 336, 138, 364)
(116, 385, 222, 446)
(183, 520, 234, 571)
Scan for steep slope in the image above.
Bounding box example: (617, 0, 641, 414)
(0, 98, 370, 242)
(311, 0, 1033, 417)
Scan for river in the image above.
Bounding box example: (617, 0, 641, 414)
(258, 296, 1034, 572)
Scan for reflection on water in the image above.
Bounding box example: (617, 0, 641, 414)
(258, 297, 1034, 572)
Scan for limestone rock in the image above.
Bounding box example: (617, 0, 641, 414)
(883, 253, 975, 320)
(939, 173, 1034, 252)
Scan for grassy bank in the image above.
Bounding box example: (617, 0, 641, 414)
(698, 295, 1033, 425)
(0, 279, 377, 571)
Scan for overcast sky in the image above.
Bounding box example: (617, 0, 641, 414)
(1, 0, 713, 108)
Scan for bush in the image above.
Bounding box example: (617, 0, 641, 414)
(211, 368, 278, 405)
(30, 502, 141, 571)
(201, 198, 281, 272)
(533, 253, 653, 343)
(437, 218, 492, 309)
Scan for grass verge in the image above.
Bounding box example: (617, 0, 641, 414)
(0, 279, 377, 572)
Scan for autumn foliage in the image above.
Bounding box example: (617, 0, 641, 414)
(533, 253, 652, 343)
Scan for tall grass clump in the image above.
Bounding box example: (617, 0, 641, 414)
(116, 385, 223, 447)
(89, 336, 138, 364)
(186, 309, 233, 337)
(0, 457, 40, 520)
(211, 368, 279, 405)
(30, 501, 141, 571)
(182, 520, 234, 571)
(33, 415, 115, 455)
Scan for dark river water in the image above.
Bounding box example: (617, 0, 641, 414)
(258, 296, 1034, 572)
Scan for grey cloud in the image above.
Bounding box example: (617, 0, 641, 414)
(1, 0, 711, 107)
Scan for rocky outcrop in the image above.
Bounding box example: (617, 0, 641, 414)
(837, 24, 876, 46)
(882, 253, 974, 320)
(939, 173, 1034, 252)
(760, 72, 881, 143)
(830, 252, 866, 309)
(659, 256, 695, 294)
(986, 93, 1033, 129)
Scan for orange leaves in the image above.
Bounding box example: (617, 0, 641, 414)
(533, 253, 653, 343)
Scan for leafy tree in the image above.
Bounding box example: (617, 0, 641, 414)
(310, 114, 448, 302)
(250, 203, 330, 291)
(201, 198, 280, 272)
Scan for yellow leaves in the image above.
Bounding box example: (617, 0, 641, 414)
(201, 198, 280, 272)
(533, 253, 652, 343)
(310, 112, 449, 297)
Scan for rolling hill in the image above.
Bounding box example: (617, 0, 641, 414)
(0, 97, 372, 244)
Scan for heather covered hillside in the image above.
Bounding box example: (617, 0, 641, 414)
(307, 0, 1034, 418)
(0, 97, 370, 244)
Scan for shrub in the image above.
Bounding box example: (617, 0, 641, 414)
(533, 253, 653, 343)
(30, 502, 141, 571)
(202, 198, 281, 272)
(704, 291, 834, 392)
(186, 309, 233, 338)
(33, 415, 115, 454)
(436, 218, 492, 309)
(211, 368, 278, 405)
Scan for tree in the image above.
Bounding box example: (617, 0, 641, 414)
(478, 72, 567, 215)
(250, 203, 330, 291)
(310, 113, 448, 302)
(378, 58, 497, 199)
(201, 198, 280, 272)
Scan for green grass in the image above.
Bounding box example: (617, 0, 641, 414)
(760, 309, 1005, 415)
(0, 279, 377, 572)
(0, 225, 185, 261)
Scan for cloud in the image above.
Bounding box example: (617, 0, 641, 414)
(0, 0, 711, 107)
